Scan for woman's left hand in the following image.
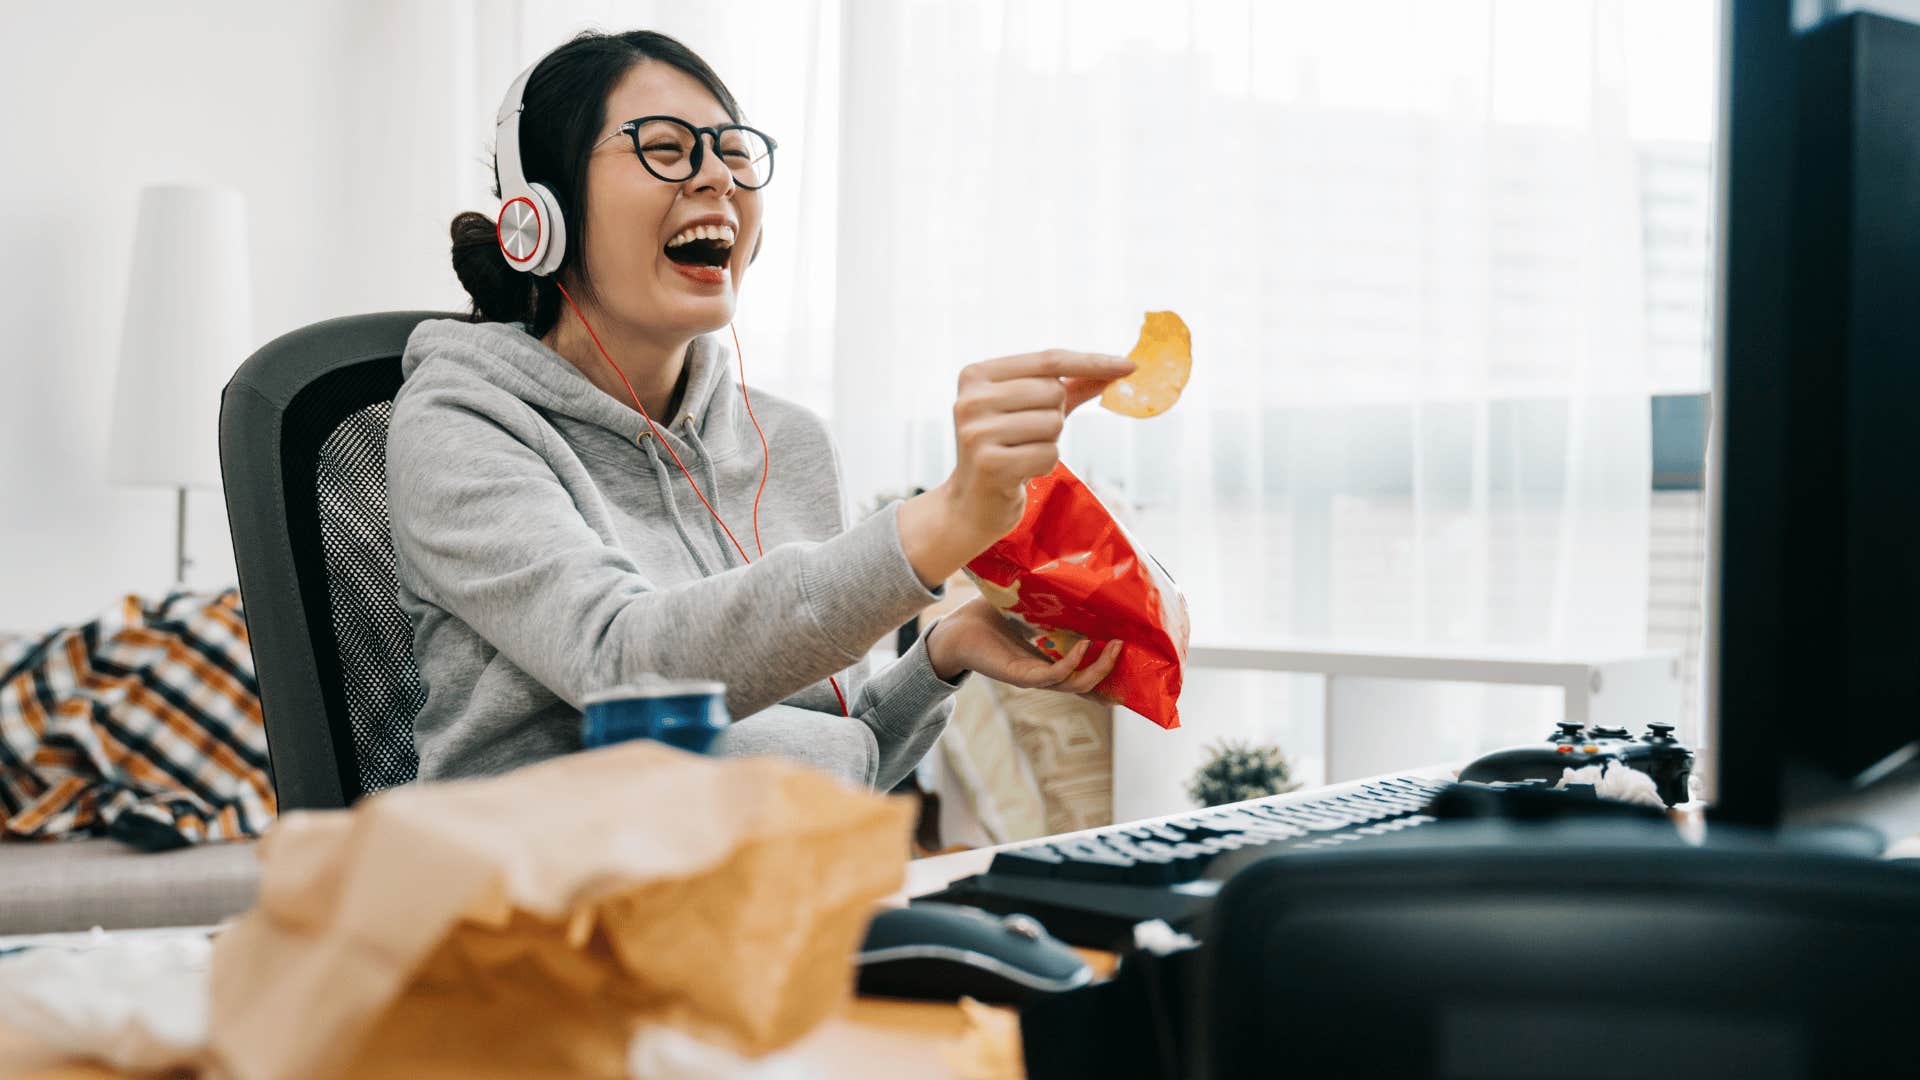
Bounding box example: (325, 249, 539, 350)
(924, 597, 1123, 703)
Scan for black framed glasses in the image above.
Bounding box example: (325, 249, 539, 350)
(593, 115, 777, 190)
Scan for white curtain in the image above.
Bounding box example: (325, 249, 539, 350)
(364, 0, 1713, 810)
(826, 0, 1714, 810)
(835, 0, 1664, 647)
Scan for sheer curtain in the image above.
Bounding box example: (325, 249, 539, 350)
(378, 0, 1710, 815)
(837, 0, 1651, 633)
(831, 0, 1699, 810)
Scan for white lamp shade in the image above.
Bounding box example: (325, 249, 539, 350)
(107, 184, 253, 490)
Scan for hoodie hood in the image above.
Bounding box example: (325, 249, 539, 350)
(401, 318, 742, 459)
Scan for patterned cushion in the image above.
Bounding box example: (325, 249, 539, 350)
(0, 591, 273, 848)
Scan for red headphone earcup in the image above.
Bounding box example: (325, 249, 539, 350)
(496, 195, 545, 267)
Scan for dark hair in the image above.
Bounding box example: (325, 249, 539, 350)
(450, 30, 744, 336)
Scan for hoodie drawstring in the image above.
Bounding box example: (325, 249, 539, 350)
(681, 423, 742, 568)
(639, 434, 718, 578)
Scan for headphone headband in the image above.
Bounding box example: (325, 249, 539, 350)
(494, 62, 535, 195)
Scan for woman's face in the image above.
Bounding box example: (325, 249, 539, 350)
(576, 61, 761, 340)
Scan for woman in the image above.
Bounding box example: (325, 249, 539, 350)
(390, 30, 1132, 787)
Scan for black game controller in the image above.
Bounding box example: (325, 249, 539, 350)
(1459, 721, 1694, 806)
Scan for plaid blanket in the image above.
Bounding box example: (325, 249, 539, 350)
(0, 590, 274, 849)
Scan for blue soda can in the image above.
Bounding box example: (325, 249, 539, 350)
(581, 677, 730, 754)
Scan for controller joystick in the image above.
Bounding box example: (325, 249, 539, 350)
(1461, 721, 1694, 806)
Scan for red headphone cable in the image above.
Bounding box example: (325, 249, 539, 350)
(732, 322, 774, 560)
(552, 279, 850, 716)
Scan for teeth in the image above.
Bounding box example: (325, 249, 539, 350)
(665, 224, 735, 249)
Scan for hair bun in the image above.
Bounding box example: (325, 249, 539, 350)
(450, 210, 536, 324)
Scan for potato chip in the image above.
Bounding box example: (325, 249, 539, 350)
(1101, 310, 1191, 418)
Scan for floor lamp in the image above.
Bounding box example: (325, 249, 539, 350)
(107, 184, 252, 589)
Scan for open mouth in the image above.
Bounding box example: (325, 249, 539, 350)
(664, 223, 734, 271)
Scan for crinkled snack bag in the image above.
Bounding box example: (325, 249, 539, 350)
(964, 463, 1190, 729)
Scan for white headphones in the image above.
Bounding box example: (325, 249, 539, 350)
(493, 60, 567, 277)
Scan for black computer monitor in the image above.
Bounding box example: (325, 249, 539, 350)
(1713, 2, 1920, 835)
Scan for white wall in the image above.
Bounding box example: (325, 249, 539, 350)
(0, 2, 479, 632)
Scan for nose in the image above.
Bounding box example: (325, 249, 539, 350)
(684, 131, 736, 196)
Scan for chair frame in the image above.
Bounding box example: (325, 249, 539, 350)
(219, 310, 463, 810)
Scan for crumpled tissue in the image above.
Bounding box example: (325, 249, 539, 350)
(1557, 759, 1667, 809)
(0, 927, 212, 1073)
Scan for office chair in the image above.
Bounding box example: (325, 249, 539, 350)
(220, 310, 461, 811)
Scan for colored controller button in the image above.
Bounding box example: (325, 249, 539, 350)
(1556, 745, 1574, 754)
(1582, 744, 1599, 753)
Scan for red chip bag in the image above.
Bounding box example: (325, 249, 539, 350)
(963, 462, 1190, 729)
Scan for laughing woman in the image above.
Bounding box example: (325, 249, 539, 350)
(388, 30, 1134, 787)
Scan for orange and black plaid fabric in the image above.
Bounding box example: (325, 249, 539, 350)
(0, 590, 275, 848)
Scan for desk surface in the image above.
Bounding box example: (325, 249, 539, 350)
(0, 841, 1141, 1080)
(0, 995, 987, 1080)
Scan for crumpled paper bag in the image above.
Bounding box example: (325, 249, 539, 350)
(942, 997, 1023, 1080)
(206, 740, 915, 1080)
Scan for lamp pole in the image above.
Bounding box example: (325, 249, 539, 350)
(175, 486, 191, 587)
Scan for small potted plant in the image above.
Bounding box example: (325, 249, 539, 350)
(1187, 740, 1301, 808)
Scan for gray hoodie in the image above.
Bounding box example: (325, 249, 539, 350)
(387, 318, 961, 787)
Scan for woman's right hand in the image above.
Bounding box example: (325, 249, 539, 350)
(898, 350, 1135, 588)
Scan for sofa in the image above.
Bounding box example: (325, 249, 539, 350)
(0, 838, 259, 935)
(0, 621, 259, 936)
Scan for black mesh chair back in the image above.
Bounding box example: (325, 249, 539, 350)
(220, 311, 464, 810)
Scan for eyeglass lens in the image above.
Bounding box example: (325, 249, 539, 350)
(632, 119, 773, 188)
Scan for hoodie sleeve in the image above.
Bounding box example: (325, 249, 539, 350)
(388, 391, 942, 725)
(843, 623, 965, 789)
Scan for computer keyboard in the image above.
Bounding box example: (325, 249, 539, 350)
(920, 775, 1453, 948)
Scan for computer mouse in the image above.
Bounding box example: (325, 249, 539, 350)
(855, 901, 1095, 1005)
